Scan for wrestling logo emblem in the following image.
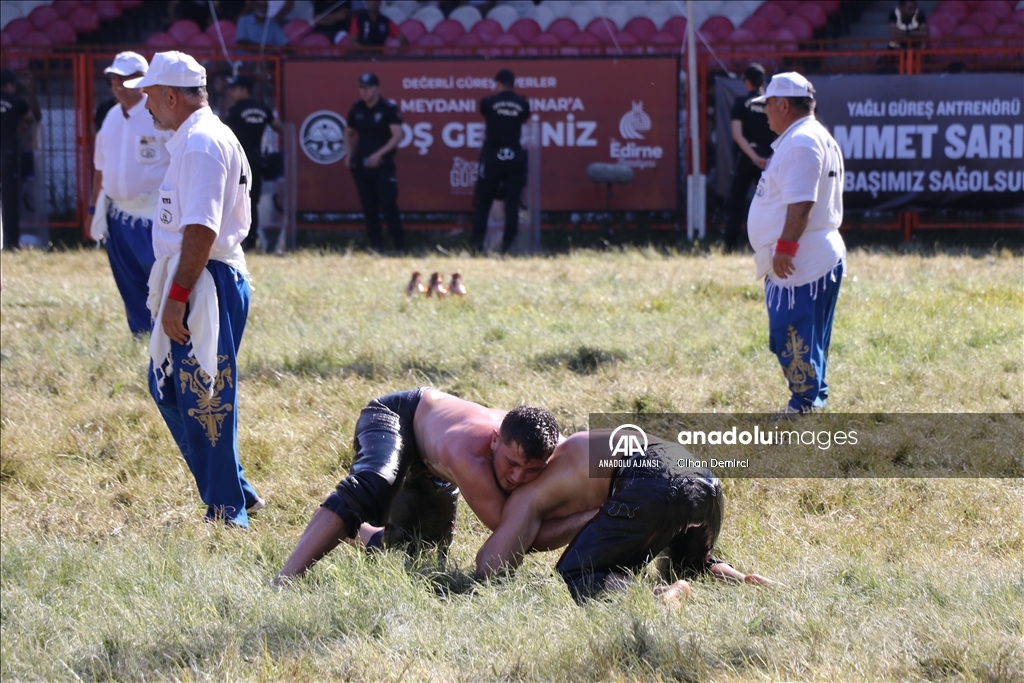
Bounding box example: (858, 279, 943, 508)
(300, 110, 346, 165)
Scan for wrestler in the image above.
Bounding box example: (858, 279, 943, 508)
(476, 431, 778, 605)
(275, 388, 565, 582)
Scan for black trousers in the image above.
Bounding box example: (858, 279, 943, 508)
(472, 147, 526, 253)
(352, 159, 404, 252)
(556, 443, 724, 604)
(321, 388, 459, 558)
(724, 149, 769, 251)
(1, 150, 20, 250)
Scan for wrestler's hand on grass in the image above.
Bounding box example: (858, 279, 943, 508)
(162, 299, 191, 344)
(654, 580, 691, 608)
(772, 252, 795, 279)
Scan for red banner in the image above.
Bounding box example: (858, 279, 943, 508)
(284, 58, 679, 215)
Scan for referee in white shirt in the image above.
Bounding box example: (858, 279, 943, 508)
(90, 52, 170, 336)
(126, 51, 263, 528)
(746, 72, 846, 414)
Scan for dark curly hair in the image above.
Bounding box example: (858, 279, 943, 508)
(499, 406, 560, 462)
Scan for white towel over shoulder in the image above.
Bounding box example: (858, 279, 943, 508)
(147, 253, 220, 399)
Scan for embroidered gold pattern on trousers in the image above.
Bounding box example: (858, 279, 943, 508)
(781, 325, 815, 393)
(179, 355, 233, 446)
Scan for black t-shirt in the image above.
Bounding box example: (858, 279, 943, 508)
(730, 90, 776, 156)
(346, 98, 402, 162)
(0, 91, 30, 152)
(226, 97, 274, 163)
(349, 10, 396, 46)
(889, 7, 926, 33)
(480, 90, 530, 151)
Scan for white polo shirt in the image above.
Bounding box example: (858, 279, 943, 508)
(93, 95, 171, 207)
(155, 106, 251, 269)
(747, 115, 845, 287)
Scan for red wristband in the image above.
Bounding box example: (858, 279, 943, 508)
(776, 239, 799, 257)
(168, 283, 192, 303)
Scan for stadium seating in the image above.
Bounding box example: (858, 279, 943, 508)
(486, 5, 519, 31)
(471, 18, 503, 42)
(399, 18, 426, 43)
(624, 17, 657, 42)
(44, 17, 75, 44)
(28, 4, 61, 29)
(448, 5, 481, 32)
(66, 5, 98, 34)
(545, 17, 579, 42)
(432, 18, 465, 44)
(508, 18, 541, 43)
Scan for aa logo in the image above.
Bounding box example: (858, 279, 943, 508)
(609, 424, 648, 458)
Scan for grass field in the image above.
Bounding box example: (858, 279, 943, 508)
(1, 247, 1022, 682)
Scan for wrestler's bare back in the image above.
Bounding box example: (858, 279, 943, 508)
(414, 389, 504, 482)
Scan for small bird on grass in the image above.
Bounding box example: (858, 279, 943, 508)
(405, 271, 426, 297)
(448, 272, 467, 296)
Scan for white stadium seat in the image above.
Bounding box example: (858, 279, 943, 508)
(486, 5, 519, 31)
(568, 4, 594, 31)
(605, 4, 631, 30)
(448, 5, 482, 32)
(380, 5, 407, 25)
(527, 4, 557, 31)
(411, 5, 445, 32)
(541, 1, 576, 19)
(643, 4, 672, 30)
(1, 3, 25, 31)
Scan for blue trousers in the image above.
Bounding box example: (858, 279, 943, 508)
(105, 208, 156, 335)
(766, 262, 843, 412)
(148, 260, 259, 528)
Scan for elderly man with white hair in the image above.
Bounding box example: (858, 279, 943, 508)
(125, 51, 263, 528)
(90, 51, 171, 336)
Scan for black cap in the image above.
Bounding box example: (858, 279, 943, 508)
(0, 70, 17, 87)
(228, 75, 253, 91)
(494, 68, 515, 87)
(359, 72, 380, 87)
(743, 63, 766, 86)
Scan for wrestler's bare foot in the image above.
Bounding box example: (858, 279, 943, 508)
(744, 573, 786, 588)
(653, 580, 691, 608)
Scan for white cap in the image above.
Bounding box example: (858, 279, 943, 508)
(104, 51, 148, 78)
(124, 51, 206, 89)
(750, 72, 815, 104)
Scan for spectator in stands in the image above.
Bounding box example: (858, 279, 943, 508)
(226, 75, 284, 251)
(90, 52, 170, 336)
(313, 0, 352, 44)
(1, 70, 38, 251)
(725, 64, 776, 252)
(237, 0, 290, 47)
(350, 0, 405, 48)
(888, 0, 927, 49)
(167, 0, 213, 30)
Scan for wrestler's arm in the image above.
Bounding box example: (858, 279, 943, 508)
(474, 485, 544, 578)
(456, 458, 509, 531)
(531, 509, 599, 552)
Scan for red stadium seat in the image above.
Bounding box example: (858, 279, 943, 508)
(740, 16, 773, 39)
(399, 19, 426, 43)
(986, 1, 1013, 20)
(965, 12, 998, 35)
(928, 22, 944, 38)
(185, 32, 215, 49)
(585, 17, 618, 44)
(432, 18, 465, 44)
(28, 5, 61, 29)
(283, 20, 312, 42)
(44, 19, 76, 44)
(1011, 9, 1024, 25)
(167, 19, 201, 43)
(508, 18, 541, 43)
(613, 31, 641, 53)
(817, 0, 840, 13)
(566, 31, 600, 54)
(300, 32, 331, 46)
(18, 31, 53, 47)
(781, 14, 813, 40)
(766, 27, 798, 51)
(67, 6, 100, 33)
(753, 2, 789, 27)
(727, 28, 757, 43)
(624, 17, 656, 42)
(453, 31, 482, 47)
(53, 0, 83, 17)
(415, 33, 446, 47)
(928, 12, 959, 36)
(0, 32, 10, 47)
(935, 0, 970, 21)
(793, 3, 827, 30)
(94, 0, 122, 21)
(146, 31, 178, 48)
(546, 17, 579, 42)
(700, 15, 734, 41)
(471, 18, 503, 42)
(206, 19, 236, 41)
(528, 31, 561, 46)
(774, 0, 802, 12)
(647, 30, 679, 46)
(3, 19, 37, 42)
(952, 22, 985, 37)
(484, 32, 521, 56)
(663, 16, 688, 41)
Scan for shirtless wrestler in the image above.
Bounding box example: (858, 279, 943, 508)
(275, 388, 573, 583)
(476, 430, 778, 605)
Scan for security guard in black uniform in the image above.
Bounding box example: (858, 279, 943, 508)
(1, 70, 34, 251)
(472, 68, 530, 254)
(724, 63, 776, 251)
(345, 72, 405, 253)
(226, 75, 283, 251)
